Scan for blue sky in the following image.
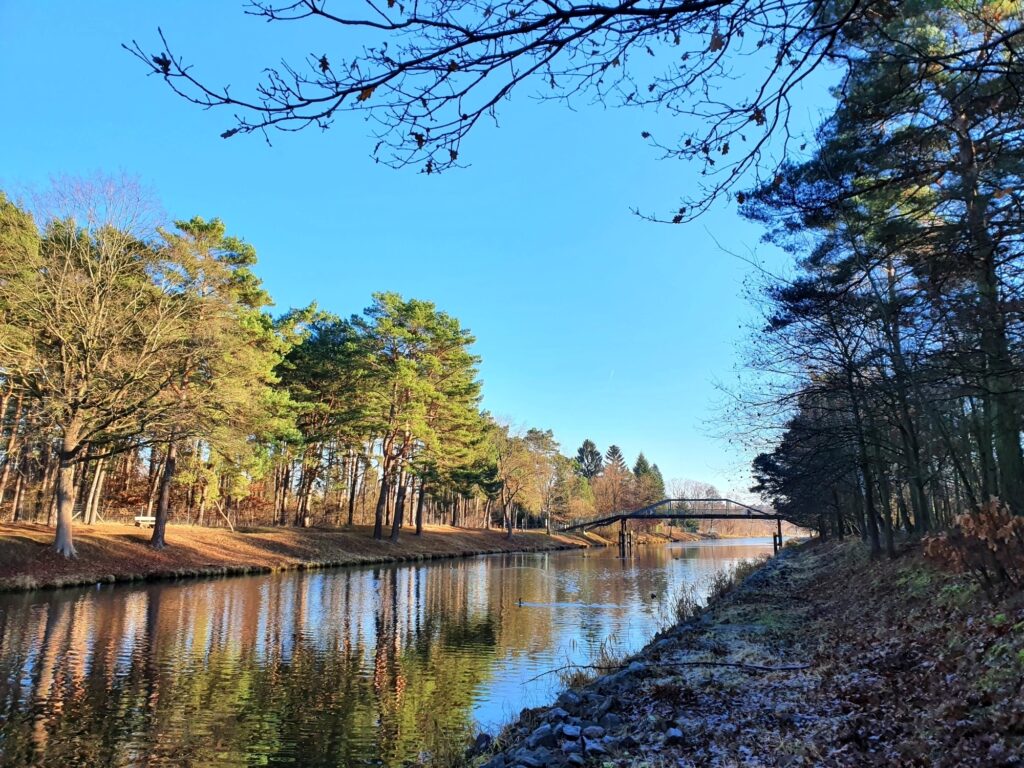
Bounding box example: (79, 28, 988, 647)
(0, 2, 829, 496)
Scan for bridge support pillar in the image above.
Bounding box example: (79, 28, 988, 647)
(773, 518, 783, 555)
(618, 519, 631, 555)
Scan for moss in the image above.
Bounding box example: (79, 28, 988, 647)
(895, 564, 935, 598)
(936, 581, 979, 611)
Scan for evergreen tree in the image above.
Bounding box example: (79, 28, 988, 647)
(633, 452, 652, 477)
(148, 216, 295, 548)
(575, 439, 603, 479)
(604, 445, 627, 473)
(353, 293, 482, 541)
(650, 464, 666, 500)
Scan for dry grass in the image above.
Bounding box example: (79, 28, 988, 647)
(673, 581, 703, 623)
(556, 634, 626, 689)
(705, 554, 772, 604)
(0, 521, 590, 592)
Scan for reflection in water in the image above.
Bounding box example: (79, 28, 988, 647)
(0, 539, 772, 767)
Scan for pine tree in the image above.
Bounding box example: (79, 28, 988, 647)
(633, 452, 652, 477)
(650, 464, 666, 500)
(353, 293, 482, 541)
(149, 217, 296, 548)
(604, 445, 627, 473)
(575, 439, 603, 479)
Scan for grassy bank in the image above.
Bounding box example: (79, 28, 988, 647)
(477, 538, 1024, 768)
(0, 522, 600, 593)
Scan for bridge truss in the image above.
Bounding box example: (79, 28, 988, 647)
(559, 498, 785, 553)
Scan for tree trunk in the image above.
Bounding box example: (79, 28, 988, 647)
(196, 483, 208, 527)
(150, 441, 178, 549)
(373, 463, 389, 540)
(389, 472, 408, 542)
(145, 453, 163, 517)
(11, 463, 25, 522)
(415, 480, 426, 535)
(84, 458, 105, 526)
(0, 393, 23, 505)
(957, 120, 1024, 512)
(347, 454, 360, 527)
(280, 462, 292, 526)
(53, 425, 82, 558)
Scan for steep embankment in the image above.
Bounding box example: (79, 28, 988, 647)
(0, 522, 600, 592)
(477, 540, 1024, 768)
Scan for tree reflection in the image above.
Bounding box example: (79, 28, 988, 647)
(0, 542, 772, 766)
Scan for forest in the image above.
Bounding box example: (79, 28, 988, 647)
(736, 1, 1024, 573)
(128, 0, 1024, 584)
(0, 183, 682, 558)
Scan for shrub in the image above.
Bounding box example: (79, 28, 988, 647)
(923, 499, 1024, 597)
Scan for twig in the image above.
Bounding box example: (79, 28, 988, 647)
(525, 663, 625, 684)
(528, 659, 808, 685)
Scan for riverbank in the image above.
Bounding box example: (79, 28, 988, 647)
(477, 538, 1024, 768)
(0, 522, 601, 593)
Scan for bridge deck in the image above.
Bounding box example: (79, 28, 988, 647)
(559, 498, 780, 532)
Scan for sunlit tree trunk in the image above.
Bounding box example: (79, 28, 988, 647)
(389, 468, 407, 542)
(54, 421, 83, 557)
(0, 392, 24, 505)
(150, 441, 177, 549)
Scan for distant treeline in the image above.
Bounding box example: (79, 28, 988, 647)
(0, 180, 677, 556)
(742, 3, 1024, 558)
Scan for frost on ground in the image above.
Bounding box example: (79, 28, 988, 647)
(474, 541, 1024, 768)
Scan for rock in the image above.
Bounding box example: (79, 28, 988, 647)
(560, 739, 582, 754)
(473, 732, 494, 753)
(560, 724, 582, 740)
(627, 661, 647, 675)
(596, 670, 626, 694)
(481, 756, 506, 768)
(618, 734, 640, 749)
(599, 712, 622, 731)
(584, 739, 608, 755)
(556, 690, 583, 710)
(511, 748, 548, 768)
(582, 725, 605, 740)
(595, 695, 615, 716)
(545, 707, 570, 723)
(527, 723, 556, 749)
(566, 754, 586, 767)
(665, 727, 685, 745)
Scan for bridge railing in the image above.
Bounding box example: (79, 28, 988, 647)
(558, 497, 780, 532)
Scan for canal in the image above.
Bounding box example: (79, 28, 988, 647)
(0, 538, 774, 767)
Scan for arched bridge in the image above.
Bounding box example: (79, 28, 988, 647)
(560, 498, 786, 553)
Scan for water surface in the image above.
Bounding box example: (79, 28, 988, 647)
(0, 538, 773, 767)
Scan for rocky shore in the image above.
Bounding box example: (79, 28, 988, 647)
(472, 539, 1024, 768)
